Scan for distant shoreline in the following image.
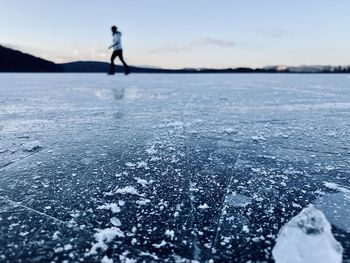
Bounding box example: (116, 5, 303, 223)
(1, 45, 349, 74)
(1, 72, 350, 74)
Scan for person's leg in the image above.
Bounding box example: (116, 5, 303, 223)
(109, 51, 118, 74)
(117, 50, 130, 74)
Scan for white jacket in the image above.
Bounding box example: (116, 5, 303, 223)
(111, 32, 122, 50)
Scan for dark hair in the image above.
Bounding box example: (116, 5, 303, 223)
(111, 26, 117, 31)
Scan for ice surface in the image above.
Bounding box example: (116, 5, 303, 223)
(1, 73, 350, 262)
(272, 205, 343, 263)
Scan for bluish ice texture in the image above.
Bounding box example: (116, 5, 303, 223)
(0, 73, 349, 262)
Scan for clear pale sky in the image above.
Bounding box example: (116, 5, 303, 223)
(1, 0, 349, 68)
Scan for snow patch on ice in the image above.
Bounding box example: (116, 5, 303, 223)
(97, 203, 121, 213)
(136, 161, 148, 169)
(135, 177, 153, 187)
(272, 205, 343, 263)
(22, 140, 42, 152)
(146, 145, 157, 155)
(87, 227, 125, 255)
(166, 121, 183, 128)
(222, 127, 238, 135)
(105, 186, 143, 197)
(136, 198, 151, 205)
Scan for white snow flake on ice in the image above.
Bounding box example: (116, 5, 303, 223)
(87, 227, 125, 255)
(64, 244, 73, 251)
(198, 203, 209, 209)
(101, 255, 113, 263)
(52, 231, 60, 240)
(115, 172, 123, 177)
(242, 225, 249, 233)
(146, 145, 157, 155)
(104, 186, 143, 197)
(97, 203, 121, 213)
(119, 255, 137, 263)
(116, 186, 141, 195)
(135, 177, 153, 187)
(136, 198, 151, 205)
(251, 135, 266, 142)
(153, 240, 167, 248)
(272, 205, 343, 263)
(136, 161, 148, 169)
(165, 230, 175, 240)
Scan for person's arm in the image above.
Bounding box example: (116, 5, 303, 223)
(108, 43, 118, 49)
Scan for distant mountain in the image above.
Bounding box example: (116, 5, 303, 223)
(0, 45, 63, 72)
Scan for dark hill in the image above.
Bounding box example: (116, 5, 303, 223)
(59, 61, 187, 73)
(0, 45, 63, 72)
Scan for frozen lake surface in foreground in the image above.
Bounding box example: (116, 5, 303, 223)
(0, 73, 350, 262)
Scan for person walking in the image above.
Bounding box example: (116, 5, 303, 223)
(108, 26, 130, 75)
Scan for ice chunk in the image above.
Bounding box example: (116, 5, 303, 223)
(22, 140, 42, 152)
(272, 205, 343, 263)
(110, 217, 121, 227)
(324, 182, 338, 190)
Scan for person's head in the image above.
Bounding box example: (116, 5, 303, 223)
(111, 26, 117, 34)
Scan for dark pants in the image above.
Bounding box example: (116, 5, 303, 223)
(110, 50, 129, 74)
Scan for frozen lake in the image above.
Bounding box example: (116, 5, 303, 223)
(0, 73, 350, 262)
